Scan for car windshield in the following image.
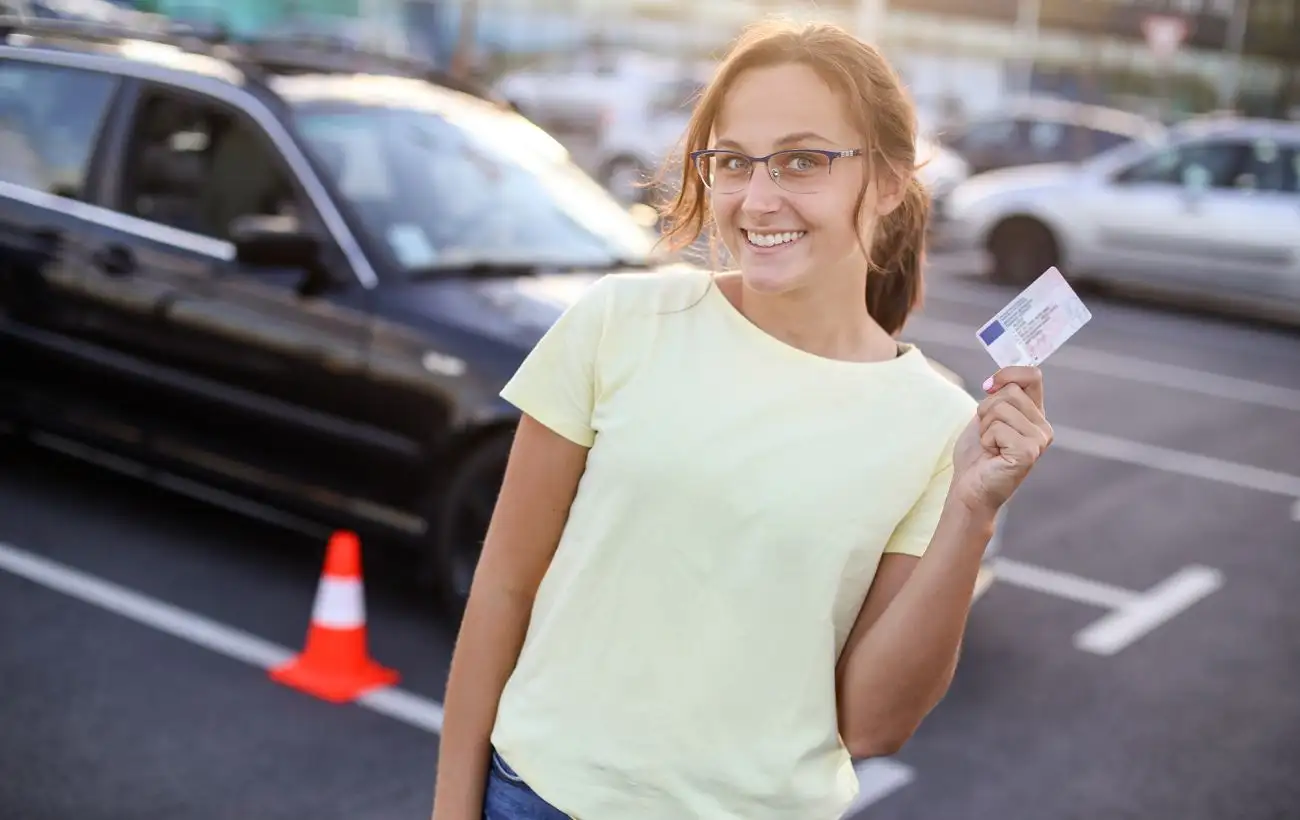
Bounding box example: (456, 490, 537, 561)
(288, 99, 660, 273)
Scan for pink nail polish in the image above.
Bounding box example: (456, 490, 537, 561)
(982, 377, 995, 392)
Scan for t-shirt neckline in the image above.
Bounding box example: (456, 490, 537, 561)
(703, 273, 923, 372)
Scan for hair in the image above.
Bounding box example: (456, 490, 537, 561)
(654, 19, 930, 336)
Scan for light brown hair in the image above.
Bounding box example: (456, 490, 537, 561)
(656, 19, 929, 336)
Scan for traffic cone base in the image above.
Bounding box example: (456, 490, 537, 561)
(270, 652, 399, 704)
(271, 530, 400, 703)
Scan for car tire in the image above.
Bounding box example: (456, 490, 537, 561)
(988, 217, 1060, 286)
(421, 429, 512, 622)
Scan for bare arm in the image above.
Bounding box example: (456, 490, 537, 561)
(430, 414, 590, 820)
(834, 501, 996, 758)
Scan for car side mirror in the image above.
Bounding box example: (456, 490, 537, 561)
(230, 214, 321, 269)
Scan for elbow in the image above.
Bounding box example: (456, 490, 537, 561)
(845, 726, 915, 760)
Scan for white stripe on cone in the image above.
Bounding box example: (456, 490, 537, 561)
(311, 577, 366, 629)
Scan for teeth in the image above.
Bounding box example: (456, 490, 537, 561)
(746, 230, 805, 248)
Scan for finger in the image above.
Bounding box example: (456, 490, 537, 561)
(982, 366, 1045, 410)
(982, 383, 1047, 430)
(985, 397, 1045, 442)
(981, 419, 1042, 463)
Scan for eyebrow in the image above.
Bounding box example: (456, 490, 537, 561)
(714, 131, 835, 151)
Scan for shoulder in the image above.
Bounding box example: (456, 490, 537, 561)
(892, 345, 980, 445)
(597, 265, 717, 318)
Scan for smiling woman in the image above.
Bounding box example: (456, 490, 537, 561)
(432, 18, 1053, 820)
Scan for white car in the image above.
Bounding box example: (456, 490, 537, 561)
(935, 117, 1300, 324)
(916, 133, 970, 202)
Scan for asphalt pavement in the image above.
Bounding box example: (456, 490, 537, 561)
(3, 254, 1299, 820)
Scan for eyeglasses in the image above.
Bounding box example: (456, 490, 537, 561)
(690, 148, 863, 194)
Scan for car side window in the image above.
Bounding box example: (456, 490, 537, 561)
(1115, 140, 1246, 190)
(116, 87, 304, 241)
(1232, 140, 1299, 194)
(0, 59, 117, 199)
(951, 117, 1016, 152)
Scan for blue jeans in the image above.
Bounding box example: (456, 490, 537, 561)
(483, 747, 571, 820)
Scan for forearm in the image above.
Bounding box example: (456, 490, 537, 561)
(431, 585, 535, 820)
(839, 499, 996, 754)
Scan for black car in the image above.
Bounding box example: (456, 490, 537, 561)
(0, 16, 663, 616)
(0, 17, 1001, 621)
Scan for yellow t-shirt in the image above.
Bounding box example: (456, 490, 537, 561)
(491, 268, 976, 819)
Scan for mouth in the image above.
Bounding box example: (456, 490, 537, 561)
(744, 230, 807, 250)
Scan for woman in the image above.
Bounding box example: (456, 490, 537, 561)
(432, 19, 1053, 820)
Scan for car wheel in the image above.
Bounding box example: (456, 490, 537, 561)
(988, 217, 1059, 286)
(422, 430, 511, 621)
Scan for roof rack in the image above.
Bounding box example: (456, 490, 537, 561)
(0, 13, 230, 52)
(0, 13, 502, 102)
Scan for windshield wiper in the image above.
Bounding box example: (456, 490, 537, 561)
(405, 257, 652, 282)
(405, 260, 542, 281)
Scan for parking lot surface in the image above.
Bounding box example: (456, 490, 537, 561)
(3, 256, 1299, 820)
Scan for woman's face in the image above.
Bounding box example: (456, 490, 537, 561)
(707, 62, 886, 296)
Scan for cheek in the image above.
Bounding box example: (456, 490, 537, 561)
(711, 192, 740, 231)
(811, 195, 866, 249)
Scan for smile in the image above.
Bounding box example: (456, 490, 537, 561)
(745, 230, 806, 248)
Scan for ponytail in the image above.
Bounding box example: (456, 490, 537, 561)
(865, 176, 929, 336)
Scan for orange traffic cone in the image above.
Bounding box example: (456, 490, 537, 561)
(270, 530, 399, 703)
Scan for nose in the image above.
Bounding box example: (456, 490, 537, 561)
(739, 162, 784, 218)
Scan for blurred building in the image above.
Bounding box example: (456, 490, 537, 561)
(21, 0, 1293, 118)
(876, 0, 1298, 120)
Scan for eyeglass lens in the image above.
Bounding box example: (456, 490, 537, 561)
(696, 150, 837, 194)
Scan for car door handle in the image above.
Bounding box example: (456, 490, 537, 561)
(92, 244, 135, 277)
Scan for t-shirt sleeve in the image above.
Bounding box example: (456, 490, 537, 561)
(498, 275, 615, 447)
(883, 412, 970, 558)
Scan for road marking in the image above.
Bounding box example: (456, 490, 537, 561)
(906, 316, 1300, 413)
(846, 759, 916, 816)
(991, 558, 1136, 610)
(1053, 426, 1300, 499)
(1074, 566, 1224, 656)
(0, 540, 446, 731)
(0, 540, 913, 811)
(992, 558, 1223, 656)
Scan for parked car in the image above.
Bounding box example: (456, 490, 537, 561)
(0, 16, 1003, 619)
(936, 115, 1300, 326)
(934, 97, 1165, 177)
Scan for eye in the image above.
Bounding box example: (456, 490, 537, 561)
(721, 154, 749, 172)
(781, 152, 826, 173)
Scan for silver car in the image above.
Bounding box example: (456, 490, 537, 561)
(935, 117, 1300, 325)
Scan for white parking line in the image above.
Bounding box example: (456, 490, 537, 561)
(0, 540, 914, 812)
(0, 541, 446, 730)
(847, 759, 916, 816)
(990, 558, 1135, 610)
(992, 558, 1223, 656)
(906, 316, 1300, 413)
(1053, 425, 1300, 499)
(1074, 566, 1224, 656)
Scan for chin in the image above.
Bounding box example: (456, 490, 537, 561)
(735, 242, 815, 294)
(739, 264, 810, 295)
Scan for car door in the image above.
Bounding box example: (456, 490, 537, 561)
(82, 78, 388, 517)
(1082, 137, 1262, 297)
(1209, 138, 1300, 305)
(0, 57, 129, 441)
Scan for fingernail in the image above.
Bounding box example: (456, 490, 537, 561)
(982, 376, 995, 392)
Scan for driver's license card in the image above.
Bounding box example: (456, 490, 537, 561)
(975, 267, 1092, 368)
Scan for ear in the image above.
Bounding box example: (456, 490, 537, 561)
(872, 171, 907, 218)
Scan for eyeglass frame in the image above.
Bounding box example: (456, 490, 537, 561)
(688, 147, 865, 193)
